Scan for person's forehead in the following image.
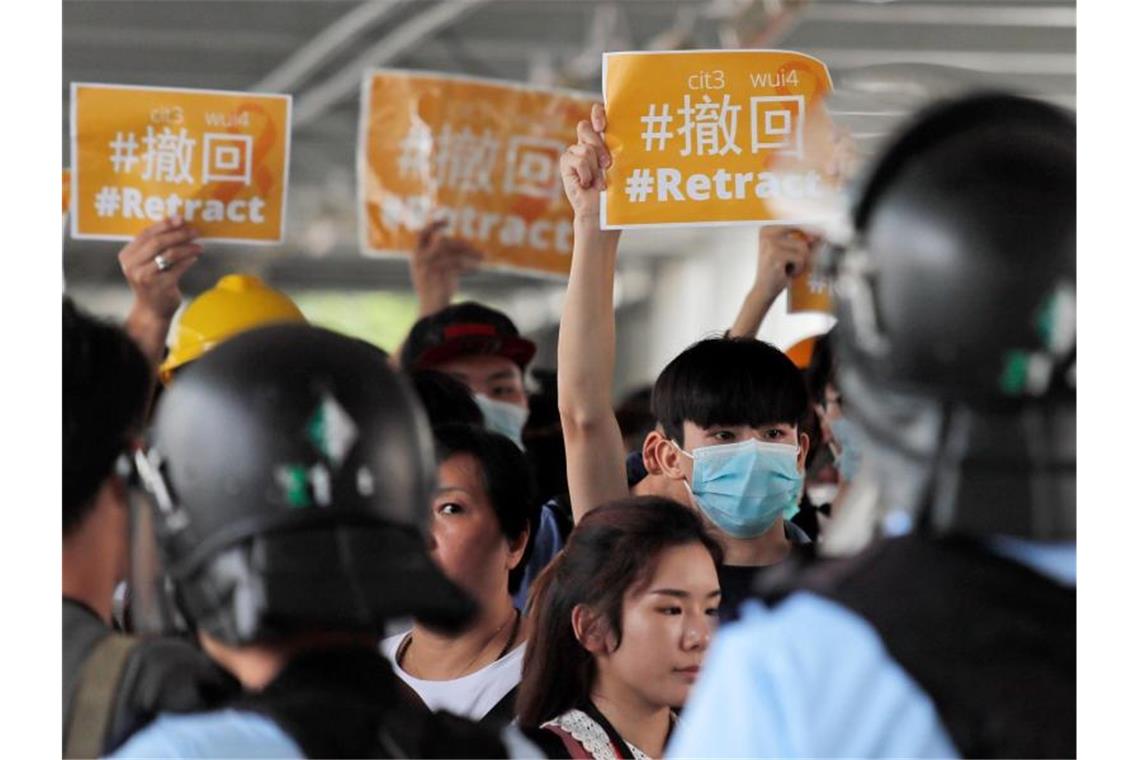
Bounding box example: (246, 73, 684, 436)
(684, 421, 795, 432)
(435, 354, 521, 382)
(437, 452, 486, 492)
(642, 543, 719, 590)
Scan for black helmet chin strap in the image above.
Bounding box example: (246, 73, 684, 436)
(914, 399, 958, 536)
(916, 398, 1075, 541)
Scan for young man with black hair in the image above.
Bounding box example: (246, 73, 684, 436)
(558, 106, 813, 620)
(62, 299, 237, 756)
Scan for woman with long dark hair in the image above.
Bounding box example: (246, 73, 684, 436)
(517, 497, 723, 759)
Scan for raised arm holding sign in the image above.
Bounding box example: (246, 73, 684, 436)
(729, 226, 818, 338)
(557, 104, 630, 521)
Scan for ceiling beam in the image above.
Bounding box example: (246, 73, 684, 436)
(804, 4, 1074, 28)
(252, 1, 409, 93)
(292, 0, 490, 128)
(810, 48, 1074, 74)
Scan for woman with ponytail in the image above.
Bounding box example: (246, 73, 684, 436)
(517, 497, 722, 759)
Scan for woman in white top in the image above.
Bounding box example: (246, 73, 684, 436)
(381, 423, 538, 725)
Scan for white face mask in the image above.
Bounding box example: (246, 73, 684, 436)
(473, 394, 528, 450)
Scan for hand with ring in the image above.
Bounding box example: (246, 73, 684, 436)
(119, 216, 203, 366)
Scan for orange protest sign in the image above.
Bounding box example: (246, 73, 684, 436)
(63, 168, 71, 216)
(358, 70, 595, 278)
(788, 264, 834, 314)
(70, 83, 291, 243)
(601, 50, 834, 229)
(783, 335, 818, 369)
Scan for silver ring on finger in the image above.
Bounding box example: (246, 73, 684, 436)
(154, 254, 171, 272)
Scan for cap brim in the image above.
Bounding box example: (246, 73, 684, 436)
(414, 334, 537, 372)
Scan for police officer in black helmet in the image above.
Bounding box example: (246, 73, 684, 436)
(112, 324, 541, 757)
(668, 92, 1075, 759)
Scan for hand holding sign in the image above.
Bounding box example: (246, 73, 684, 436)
(118, 216, 203, 365)
(411, 219, 486, 317)
(756, 226, 818, 301)
(119, 216, 203, 320)
(560, 105, 611, 222)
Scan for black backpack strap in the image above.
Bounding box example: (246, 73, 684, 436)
(478, 685, 519, 727)
(64, 635, 140, 758)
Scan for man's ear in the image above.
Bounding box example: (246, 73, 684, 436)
(505, 524, 530, 572)
(797, 431, 811, 472)
(656, 433, 688, 481)
(571, 604, 610, 654)
(642, 429, 664, 474)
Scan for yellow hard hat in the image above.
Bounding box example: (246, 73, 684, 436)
(159, 274, 306, 383)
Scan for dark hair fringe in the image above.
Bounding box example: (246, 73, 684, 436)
(652, 337, 809, 445)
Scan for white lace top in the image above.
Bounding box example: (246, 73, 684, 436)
(541, 709, 652, 760)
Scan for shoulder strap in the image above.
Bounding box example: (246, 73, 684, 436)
(64, 634, 140, 759)
(478, 685, 518, 727)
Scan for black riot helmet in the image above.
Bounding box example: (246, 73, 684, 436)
(131, 324, 476, 645)
(824, 92, 1075, 542)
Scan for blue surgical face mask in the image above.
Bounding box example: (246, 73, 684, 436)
(675, 439, 803, 539)
(474, 394, 528, 450)
(829, 417, 863, 482)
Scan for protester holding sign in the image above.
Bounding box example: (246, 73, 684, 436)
(627, 225, 817, 526)
(558, 105, 813, 622)
(400, 300, 571, 610)
(114, 227, 307, 387)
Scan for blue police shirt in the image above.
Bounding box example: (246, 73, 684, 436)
(110, 709, 303, 758)
(666, 539, 1075, 759)
(111, 707, 542, 759)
